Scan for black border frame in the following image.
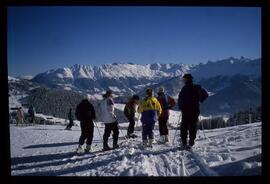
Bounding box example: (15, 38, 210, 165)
(1, 0, 268, 184)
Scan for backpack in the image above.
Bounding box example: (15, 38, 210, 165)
(194, 85, 209, 103)
(167, 96, 176, 109)
(75, 102, 93, 121)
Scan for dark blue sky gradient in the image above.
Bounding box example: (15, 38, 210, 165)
(8, 6, 261, 76)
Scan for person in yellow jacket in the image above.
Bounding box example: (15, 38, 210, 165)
(138, 88, 162, 148)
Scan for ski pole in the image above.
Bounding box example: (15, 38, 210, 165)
(135, 114, 141, 128)
(199, 115, 209, 141)
(118, 124, 129, 141)
(115, 117, 129, 141)
(93, 120, 103, 141)
(172, 112, 182, 145)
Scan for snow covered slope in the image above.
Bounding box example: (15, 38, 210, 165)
(10, 107, 261, 176)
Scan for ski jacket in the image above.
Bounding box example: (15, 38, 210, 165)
(157, 94, 176, 118)
(100, 97, 117, 124)
(75, 99, 96, 122)
(138, 97, 162, 124)
(178, 83, 208, 114)
(124, 99, 137, 117)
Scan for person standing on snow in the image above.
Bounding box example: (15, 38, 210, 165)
(178, 74, 208, 149)
(75, 98, 96, 153)
(17, 107, 24, 126)
(157, 87, 176, 143)
(100, 90, 119, 151)
(124, 95, 140, 138)
(65, 108, 74, 130)
(28, 104, 35, 125)
(138, 88, 162, 148)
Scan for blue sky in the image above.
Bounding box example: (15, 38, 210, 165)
(8, 6, 261, 76)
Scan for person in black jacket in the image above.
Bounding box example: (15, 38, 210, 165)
(178, 74, 208, 149)
(65, 108, 74, 130)
(75, 98, 96, 153)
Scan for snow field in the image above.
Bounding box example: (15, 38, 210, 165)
(10, 106, 261, 176)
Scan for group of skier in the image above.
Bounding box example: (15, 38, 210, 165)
(15, 104, 35, 126)
(74, 73, 209, 153)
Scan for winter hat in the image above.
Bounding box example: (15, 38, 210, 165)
(105, 90, 113, 97)
(132, 95, 140, 101)
(182, 73, 193, 79)
(158, 87, 165, 93)
(146, 88, 153, 97)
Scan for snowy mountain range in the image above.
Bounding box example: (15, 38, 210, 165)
(31, 63, 190, 95)
(190, 57, 260, 80)
(30, 57, 260, 96)
(9, 57, 261, 116)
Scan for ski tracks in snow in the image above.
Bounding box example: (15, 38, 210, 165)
(13, 124, 261, 176)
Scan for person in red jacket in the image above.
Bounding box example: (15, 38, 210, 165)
(124, 95, 140, 138)
(157, 87, 176, 143)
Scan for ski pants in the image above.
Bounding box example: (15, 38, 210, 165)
(125, 114, 135, 135)
(103, 121, 119, 146)
(79, 121, 94, 145)
(180, 111, 199, 145)
(158, 116, 169, 136)
(142, 122, 155, 140)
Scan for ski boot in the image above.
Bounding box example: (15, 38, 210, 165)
(76, 145, 85, 154)
(85, 144, 91, 153)
(113, 144, 119, 149)
(142, 140, 148, 149)
(189, 139, 195, 147)
(164, 135, 169, 143)
(126, 133, 138, 139)
(184, 145, 192, 150)
(102, 144, 111, 151)
(158, 135, 166, 144)
(148, 139, 154, 148)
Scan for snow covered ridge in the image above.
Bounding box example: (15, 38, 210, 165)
(34, 63, 190, 80)
(8, 76, 20, 81)
(31, 57, 260, 81)
(190, 57, 261, 80)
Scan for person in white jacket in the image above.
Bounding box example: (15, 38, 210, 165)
(101, 90, 119, 151)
